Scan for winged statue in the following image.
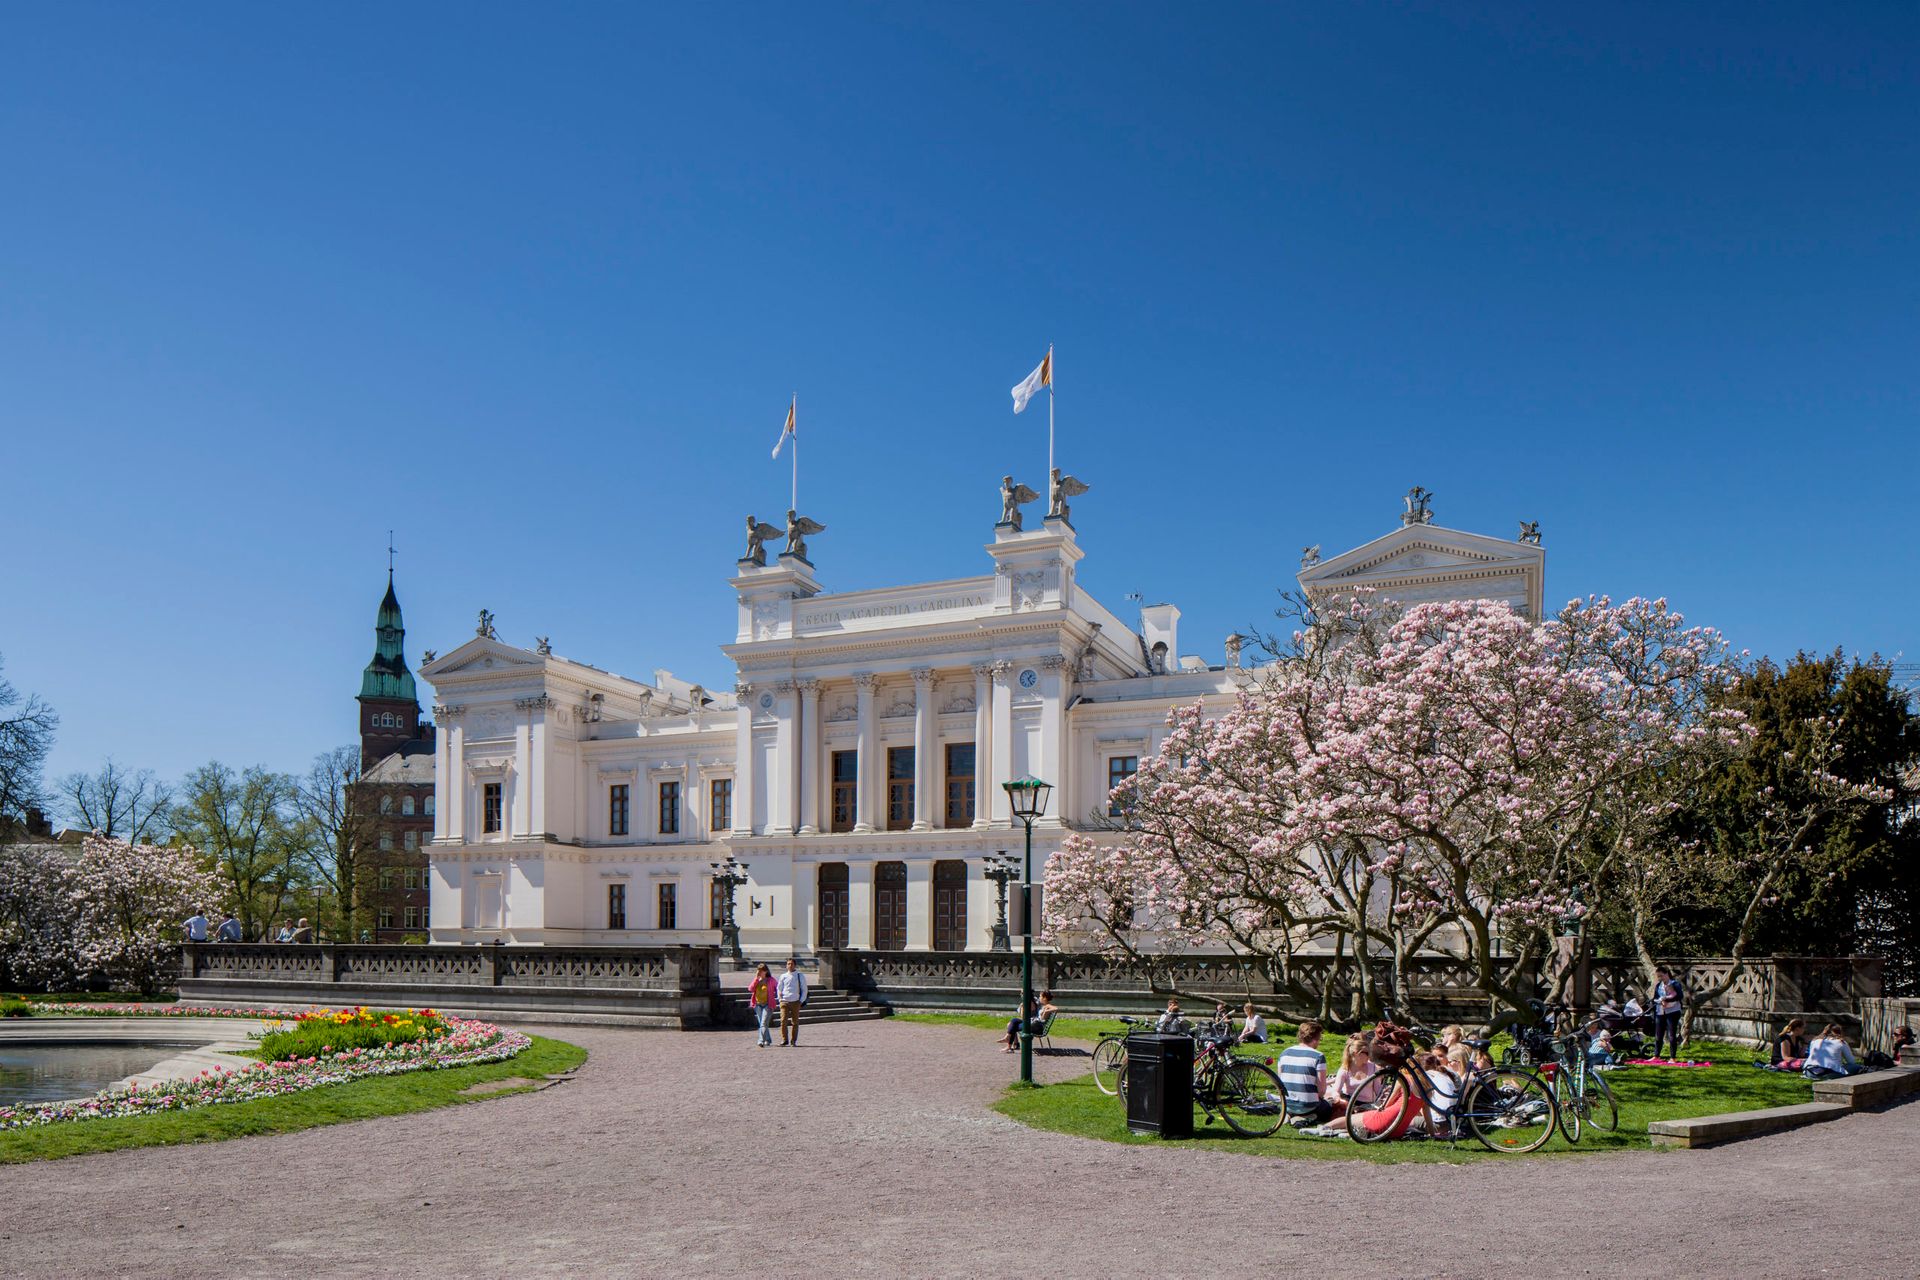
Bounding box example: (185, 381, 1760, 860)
(1518, 520, 1542, 546)
(742, 514, 784, 566)
(999, 475, 1040, 530)
(1048, 468, 1090, 522)
(783, 508, 825, 560)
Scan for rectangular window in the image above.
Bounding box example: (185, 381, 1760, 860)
(424, 795, 435, 816)
(887, 746, 914, 831)
(403, 830, 417, 850)
(379, 868, 397, 891)
(378, 909, 394, 930)
(607, 882, 627, 930)
(1107, 756, 1139, 818)
(405, 868, 420, 891)
(608, 783, 630, 836)
(831, 751, 858, 832)
(710, 778, 733, 832)
(657, 882, 678, 930)
(379, 832, 393, 851)
(709, 878, 726, 930)
(944, 742, 976, 828)
(403, 906, 419, 930)
(659, 781, 680, 834)
(482, 782, 503, 833)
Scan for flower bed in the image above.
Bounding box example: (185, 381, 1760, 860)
(0, 1009, 531, 1131)
(257, 1007, 449, 1061)
(23, 1003, 312, 1019)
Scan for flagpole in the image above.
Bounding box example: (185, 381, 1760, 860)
(1047, 345, 1055, 482)
(791, 393, 798, 512)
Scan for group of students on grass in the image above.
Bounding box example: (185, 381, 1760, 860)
(1274, 1018, 1494, 1139)
(1767, 1018, 1911, 1076)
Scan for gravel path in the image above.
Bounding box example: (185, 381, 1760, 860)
(0, 1019, 1909, 1279)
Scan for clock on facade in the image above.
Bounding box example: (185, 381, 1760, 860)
(1018, 668, 1038, 689)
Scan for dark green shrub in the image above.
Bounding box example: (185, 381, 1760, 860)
(1, 999, 33, 1018)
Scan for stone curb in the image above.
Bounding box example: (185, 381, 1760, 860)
(1648, 1067, 1920, 1149)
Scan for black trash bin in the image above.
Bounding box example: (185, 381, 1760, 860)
(1124, 1033, 1193, 1138)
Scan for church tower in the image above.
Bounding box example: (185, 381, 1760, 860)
(358, 571, 428, 771)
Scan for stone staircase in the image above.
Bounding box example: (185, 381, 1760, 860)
(712, 987, 891, 1028)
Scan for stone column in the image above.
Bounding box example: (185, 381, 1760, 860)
(1038, 655, 1069, 827)
(847, 860, 875, 950)
(904, 859, 933, 950)
(435, 705, 464, 842)
(910, 667, 936, 832)
(970, 664, 993, 829)
(516, 696, 552, 838)
(797, 679, 822, 835)
(772, 680, 797, 835)
(989, 661, 1015, 827)
(852, 673, 878, 833)
(512, 706, 533, 837)
(732, 680, 755, 835)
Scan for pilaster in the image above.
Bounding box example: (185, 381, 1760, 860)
(910, 667, 936, 832)
(904, 859, 934, 950)
(989, 661, 1014, 827)
(1038, 655, 1068, 826)
(732, 680, 755, 835)
(797, 679, 822, 835)
(852, 673, 878, 833)
(847, 861, 876, 950)
(772, 680, 798, 835)
(970, 665, 993, 830)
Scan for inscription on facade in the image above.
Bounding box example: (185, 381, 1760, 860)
(796, 593, 987, 629)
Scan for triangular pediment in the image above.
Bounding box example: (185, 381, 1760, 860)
(420, 636, 545, 678)
(1297, 522, 1546, 617)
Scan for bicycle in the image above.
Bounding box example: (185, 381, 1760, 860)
(1508, 1001, 1620, 1143)
(1115, 1026, 1288, 1137)
(1344, 1021, 1560, 1154)
(1089, 1016, 1146, 1096)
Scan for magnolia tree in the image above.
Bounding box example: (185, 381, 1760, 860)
(1043, 592, 1861, 1025)
(0, 835, 221, 994)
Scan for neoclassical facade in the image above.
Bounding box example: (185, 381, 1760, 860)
(420, 491, 1545, 956)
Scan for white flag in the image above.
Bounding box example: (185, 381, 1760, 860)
(1010, 348, 1052, 415)
(771, 398, 795, 458)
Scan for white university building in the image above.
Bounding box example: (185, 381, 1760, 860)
(418, 487, 1545, 958)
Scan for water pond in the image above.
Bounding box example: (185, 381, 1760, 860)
(0, 1043, 191, 1105)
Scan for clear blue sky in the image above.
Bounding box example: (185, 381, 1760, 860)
(5, 3, 1915, 791)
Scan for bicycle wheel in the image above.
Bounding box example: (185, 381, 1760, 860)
(1343, 1070, 1407, 1144)
(1210, 1060, 1285, 1138)
(1582, 1069, 1620, 1133)
(1462, 1070, 1557, 1154)
(1556, 1073, 1583, 1144)
(1091, 1037, 1126, 1096)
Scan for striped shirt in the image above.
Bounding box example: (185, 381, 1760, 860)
(1277, 1044, 1326, 1108)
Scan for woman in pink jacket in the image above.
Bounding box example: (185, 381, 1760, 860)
(749, 964, 776, 1048)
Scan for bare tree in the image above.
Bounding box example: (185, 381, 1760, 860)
(293, 745, 384, 940)
(0, 655, 58, 823)
(57, 759, 173, 843)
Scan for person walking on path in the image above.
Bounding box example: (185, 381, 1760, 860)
(775, 958, 808, 1047)
(214, 912, 243, 942)
(1651, 967, 1685, 1059)
(182, 908, 209, 943)
(748, 963, 777, 1048)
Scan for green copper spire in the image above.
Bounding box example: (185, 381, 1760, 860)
(358, 571, 418, 703)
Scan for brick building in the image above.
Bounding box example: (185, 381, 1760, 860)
(353, 571, 435, 940)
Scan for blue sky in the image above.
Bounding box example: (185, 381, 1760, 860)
(5, 3, 1916, 790)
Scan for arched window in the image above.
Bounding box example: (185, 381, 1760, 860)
(424, 795, 436, 816)
(379, 795, 393, 814)
(401, 796, 415, 816)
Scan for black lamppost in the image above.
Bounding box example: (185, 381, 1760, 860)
(709, 856, 751, 969)
(983, 851, 1019, 952)
(1001, 776, 1052, 1086)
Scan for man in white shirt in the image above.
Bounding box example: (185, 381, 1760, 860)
(182, 909, 209, 943)
(775, 958, 808, 1047)
(215, 913, 243, 943)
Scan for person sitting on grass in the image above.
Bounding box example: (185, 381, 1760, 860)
(1437, 1024, 1464, 1054)
(1155, 998, 1190, 1035)
(1409, 1049, 1461, 1137)
(1773, 1018, 1808, 1071)
(1330, 1033, 1374, 1116)
(1237, 1002, 1268, 1045)
(1804, 1023, 1862, 1078)
(1348, 1022, 1424, 1140)
(1278, 1019, 1333, 1127)
(1583, 1018, 1616, 1067)
(1001, 990, 1058, 1053)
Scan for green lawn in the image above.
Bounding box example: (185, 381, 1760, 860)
(0, 1034, 587, 1164)
(900, 1012, 1812, 1162)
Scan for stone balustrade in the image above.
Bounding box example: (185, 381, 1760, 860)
(178, 943, 720, 1028)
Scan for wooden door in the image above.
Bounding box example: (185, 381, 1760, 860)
(932, 860, 968, 951)
(874, 861, 908, 951)
(817, 863, 850, 950)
